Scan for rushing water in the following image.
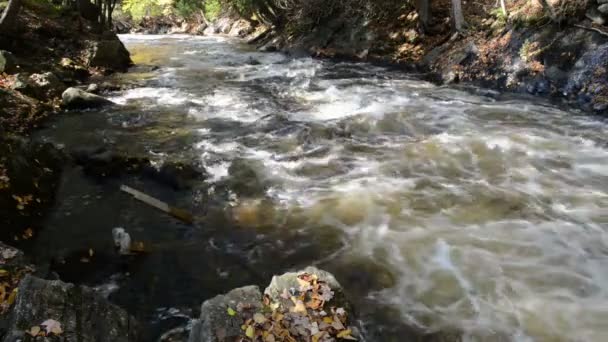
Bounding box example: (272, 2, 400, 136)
(33, 34, 608, 341)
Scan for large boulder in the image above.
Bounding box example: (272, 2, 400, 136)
(2, 275, 140, 342)
(0, 50, 17, 74)
(61, 87, 114, 109)
(87, 37, 133, 72)
(189, 267, 359, 342)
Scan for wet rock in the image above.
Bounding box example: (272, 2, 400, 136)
(151, 162, 206, 190)
(0, 137, 65, 241)
(112, 227, 132, 255)
(2, 275, 140, 342)
(586, 6, 607, 25)
(0, 242, 26, 269)
(72, 147, 150, 178)
(188, 286, 263, 342)
(72, 147, 205, 189)
(86, 37, 133, 72)
(225, 158, 269, 197)
(61, 87, 114, 109)
(246, 57, 261, 65)
(0, 50, 17, 74)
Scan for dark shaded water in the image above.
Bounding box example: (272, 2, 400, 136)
(31, 34, 608, 341)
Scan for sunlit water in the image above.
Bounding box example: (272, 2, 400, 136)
(35, 34, 608, 341)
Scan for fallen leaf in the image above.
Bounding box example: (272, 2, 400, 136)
(245, 325, 255, 339)
(337, 328, 357, 340)
(26, 326, 41, 337)
(22, 228, 34, 240)
(88, 249, 94, 257)
(7, 288, 17, 306)
(291, 300, 307, 314)
(41, 319, 62, 335)
(253, 312, 267, 324)
(0, 269, 7, 277)
(331, 317, 345, 331)
(227, 307, 237, 316)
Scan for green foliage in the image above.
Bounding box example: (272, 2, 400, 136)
(174, 0, 203, 19)
(204, 0, 221, 20)
(122, 0, 166, 20)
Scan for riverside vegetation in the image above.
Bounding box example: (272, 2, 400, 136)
(1, 0, 608, 341)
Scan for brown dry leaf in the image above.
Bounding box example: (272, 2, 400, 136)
(264, 333, 276, 342)
(22, 228, 34, 240)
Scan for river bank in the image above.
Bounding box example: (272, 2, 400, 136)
(124, 0, 608, 116)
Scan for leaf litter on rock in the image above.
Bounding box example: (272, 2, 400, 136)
(236, 272, 357, 342)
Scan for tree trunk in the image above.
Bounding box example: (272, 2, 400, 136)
(450, 0, 466, 31)
(0, 0, 22, 33)
(416, 0, 431, 33)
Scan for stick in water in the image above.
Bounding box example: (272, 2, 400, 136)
(120, 185, 194, 224)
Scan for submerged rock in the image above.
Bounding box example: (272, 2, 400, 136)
(3, 275, 140, 342)
(61, 87, 114, 109)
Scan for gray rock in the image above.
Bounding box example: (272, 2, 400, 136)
(188, 267, 358, 342)
(0, 50, 17, 74)
(87, 83, 100, 93)
(264, 266, 353, 314)
(2, 275, 140, 342)
(188, 286, 263, 342)
(62, 87, 114, 109)
(87, 38, 133, 71)
(586, 7, 607, 25)
(599, 0, 608, 4)
(599, 4, 608, 14)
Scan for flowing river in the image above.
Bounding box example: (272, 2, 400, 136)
(32, 34, 608, 341)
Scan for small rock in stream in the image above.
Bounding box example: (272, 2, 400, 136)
(61, 87, 115, 109)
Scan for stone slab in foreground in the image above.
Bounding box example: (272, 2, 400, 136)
(3, 275, 140, 342)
